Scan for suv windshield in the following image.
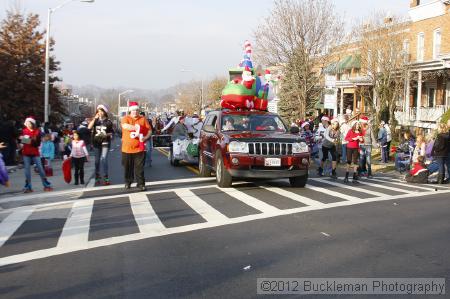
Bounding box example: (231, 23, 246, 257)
(221, 114, 287, 132)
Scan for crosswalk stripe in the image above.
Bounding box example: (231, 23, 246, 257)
(260, 185, 326, 207)
(56, 200, 94, 249)
(0, 208, 34, 248)
(217, 187, 280, 214)
(389, 177, 450, 189)
(353, 179, 413, 194)
(174, 189, 229, 223)
(310, 178, 388, 197)
(367, 178, 435, 191)
(305, 184, 363, 202)
(129, 193, 165, 234)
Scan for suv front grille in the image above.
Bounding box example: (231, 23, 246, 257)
(248, 142, 293, 155)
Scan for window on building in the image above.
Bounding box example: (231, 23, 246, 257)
(403, 40, 410, 62)
(433, 29, 441, 59)
(428, 88, 435, 107)
(417, 33, 425, 62)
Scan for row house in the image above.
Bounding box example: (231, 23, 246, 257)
(323, 0, 450, 129)
(395, 0, 450, 130)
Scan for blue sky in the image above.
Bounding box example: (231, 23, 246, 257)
(0, 0, 409, 89)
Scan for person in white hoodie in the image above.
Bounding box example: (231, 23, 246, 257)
(315, 116, 330, 172)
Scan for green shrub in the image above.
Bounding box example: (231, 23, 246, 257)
(441, 109, 450, 124)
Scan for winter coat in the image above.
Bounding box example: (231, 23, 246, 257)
(41, 141, 55, 160)
(21, 128, 41, 156)
(432, 133, 449, 157)
(345, 130, 364, 149)
(172, 123, 188, 141)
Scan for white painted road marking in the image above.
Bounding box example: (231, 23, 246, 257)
(1, 178, 450, 267)
(57, 200, 94, 249)
(0, 208, 34, 247)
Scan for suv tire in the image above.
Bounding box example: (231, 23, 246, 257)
(289, 174, 308, 188)
(215, 152, 232, 188)
(198, 154, 211, 177)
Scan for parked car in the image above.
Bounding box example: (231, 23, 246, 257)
(199, 109, 310, 187)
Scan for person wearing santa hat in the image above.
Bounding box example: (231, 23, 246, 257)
(20, 117, 52, 193)
(344, 120, 364, 182)
(121, 102, 151, 191)
(88, 104, 114, 186)
(359, 116, 377, 178)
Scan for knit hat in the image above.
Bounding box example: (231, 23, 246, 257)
(97, 104, 108, 113)
(321, 116, 330, 122)
(24, 116, 36, 126)
(301, 122, 310, 128)
(128, 101, 139, 111)
(360, 116, 369, 123)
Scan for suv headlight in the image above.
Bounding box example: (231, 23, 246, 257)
(292, 142, 309, 154)
(228, 141, 249, 153)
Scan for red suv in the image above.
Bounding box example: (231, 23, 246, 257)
(199, 109, 310, 187)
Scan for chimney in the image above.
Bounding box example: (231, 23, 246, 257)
(410, 0, 420, 8)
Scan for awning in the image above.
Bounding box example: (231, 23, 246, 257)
(323, 62, 338, 75)
(336, 54, 361, 73)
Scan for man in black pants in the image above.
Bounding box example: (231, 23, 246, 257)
(121, 102, 151, 191)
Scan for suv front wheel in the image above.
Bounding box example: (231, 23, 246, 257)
(289, 174, 308, 188)
(215, 152, 232, 188)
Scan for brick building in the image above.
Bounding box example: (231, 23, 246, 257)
(323, 0, 450, 129)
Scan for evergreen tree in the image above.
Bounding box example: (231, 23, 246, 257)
(0, 9, 63, 123)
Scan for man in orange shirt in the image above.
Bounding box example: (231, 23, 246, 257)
(121, 102, 152, 191)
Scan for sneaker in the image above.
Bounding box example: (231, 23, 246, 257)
(95, 176, 102, 186)
(23, 188, 33, 193)
(137, 185, 147, 192)
(124, 183, 131, 190)
(43, 186, 53, 192)
(353, 173, 359, 182)
(317, 167, 324, 177)
(103, 176, 110, 186)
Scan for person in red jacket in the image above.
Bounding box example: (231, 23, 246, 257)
(344, 120, 364, 182)
(20, 117, 52, 193)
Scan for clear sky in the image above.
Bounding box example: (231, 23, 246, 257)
(0, 0, 409, 90)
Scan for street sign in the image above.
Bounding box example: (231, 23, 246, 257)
(325, 75, 336, 88)
(324, 88, 337, 109)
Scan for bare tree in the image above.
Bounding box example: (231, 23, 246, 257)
(254, 0, 343, 121)
(206, 77, 227, 109)
(354, 13, 409, 129)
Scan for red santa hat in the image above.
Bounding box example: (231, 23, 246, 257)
(24, 116, 36, 125)
(128, 101, 139, 111)
(96, 104, 108, 113)
(244, 66, 251, 72)
(321, 116, 330, 122)
(265, 69, 271, 75)
(360, 116, 369, 123)
(301, 122, 310, 128)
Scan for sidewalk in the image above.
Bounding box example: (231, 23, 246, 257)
(0, 158, 95, 200)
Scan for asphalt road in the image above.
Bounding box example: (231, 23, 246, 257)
(0, 144, 449, 299)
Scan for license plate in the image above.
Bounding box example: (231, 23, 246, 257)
(264, 158, 281, 167)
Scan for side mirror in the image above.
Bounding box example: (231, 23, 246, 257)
(290, 126, 300, 134)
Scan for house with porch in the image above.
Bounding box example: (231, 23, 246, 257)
(323, 0, 450, 129)
(395, 0, 450, 130)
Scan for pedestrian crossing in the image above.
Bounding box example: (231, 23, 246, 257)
(0, 176, 449, 267)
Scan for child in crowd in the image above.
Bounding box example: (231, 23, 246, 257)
(405, 155, 429, 184)
(70, 131, 89, 185)
(40, 134, 55, 175)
